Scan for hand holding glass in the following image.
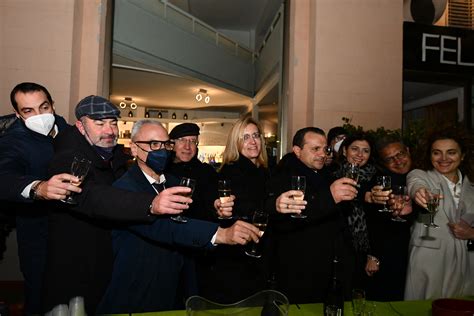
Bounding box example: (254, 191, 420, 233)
(61, 157, 91, 205)
(377, 176, 392, 212)
(245, 210, 268, 258)
(391, 185, 408, 222)
(172, 177, 196, 223)
(290, 176, 306, 219)
(217, 179, 233, 219)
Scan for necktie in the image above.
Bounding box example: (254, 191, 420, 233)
(152, 182, 166, 193)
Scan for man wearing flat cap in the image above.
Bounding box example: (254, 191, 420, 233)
(42, 96, 194, 314)
(167, 123, 219, 221)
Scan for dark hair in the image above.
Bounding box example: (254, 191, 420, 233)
(292, 127, 325, 148)
(10, 82, 53, 112)
(327, 126, 347, 145)
(375, 135, 406, 156)
(336, 131, 375, 165)
(418, 126, 474, 181)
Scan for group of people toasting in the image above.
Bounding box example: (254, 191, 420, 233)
(1, 82, 473, 315)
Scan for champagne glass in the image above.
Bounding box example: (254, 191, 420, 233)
(352, 288, 366, 316)
(217, 179, 233, 219)
(391, 185, 408, 222)
(290, 176, 307, 219)
(172, 177, 196, 223)
(245, 210, 268, 258)
(377, 176, 392, 212)
(344, 163, 360, 187)
(61, 157, 91, 205)
(424, 188, 441, 228)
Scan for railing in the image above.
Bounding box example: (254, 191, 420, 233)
(129, 0, 281, 63)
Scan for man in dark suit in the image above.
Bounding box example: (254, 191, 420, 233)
(266, 127, 358, 304)
(43, 96, 195, 314)
(0, 82, 80, 314)
(97, 119, 261, 313)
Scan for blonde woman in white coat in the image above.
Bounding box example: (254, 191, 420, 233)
(405, 127, 474, 300)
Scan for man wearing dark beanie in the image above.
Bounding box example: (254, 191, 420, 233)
(167, 123, 218, 221)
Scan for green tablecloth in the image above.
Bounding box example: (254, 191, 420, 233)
(116, 299, 434, 316)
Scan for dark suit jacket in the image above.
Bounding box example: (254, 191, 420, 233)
(43, 127, 156, 315)
(97, 163, 219, 314)
(265, 153, 353, 304)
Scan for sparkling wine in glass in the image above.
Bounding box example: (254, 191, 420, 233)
(344, 163, 360, 188)
(391, 185, 408, 222)
(217, 179, 233, 219)
(377, 176, 392, 213)
(424, 188, 440, 228)
(245, 210, 268, 258)
(290, 176, 306, 219)
(61, 157, 91, 205)
(172, 177, 196, 223)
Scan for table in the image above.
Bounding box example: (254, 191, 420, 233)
(111, 299, 435, 315)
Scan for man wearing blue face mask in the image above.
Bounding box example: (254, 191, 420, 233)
(0, 82, 82, 315)
(43, 97, 259, 315)
(97, 119, 261, 313)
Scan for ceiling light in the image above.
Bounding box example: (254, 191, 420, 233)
(119, 97, 138, 110)
(195, 89, 210, 104)
(183, 113, 188, 120)
(145, 111, 150, 118)
(172, 112, 177, 119)
(128, 110, 133, 118)
(158, 111, 162, 119)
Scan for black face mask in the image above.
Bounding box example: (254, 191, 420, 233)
(93, 145, 114, 161)
(146, 149, 171, 173)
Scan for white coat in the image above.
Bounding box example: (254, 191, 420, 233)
(405, 169, 474, 300)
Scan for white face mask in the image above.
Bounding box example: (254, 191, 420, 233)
(333, 139, 344, 153)
(24, 113, 55, 136)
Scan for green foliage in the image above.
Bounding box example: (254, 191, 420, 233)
(340, 117, 427, 153)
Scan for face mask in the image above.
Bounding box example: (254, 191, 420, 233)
(24, 113, 55, 136)
(93, 145, 114, 161)
(334, 139, 344, 153)
(146, 149, 171, 174)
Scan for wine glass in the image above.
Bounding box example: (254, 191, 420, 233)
(290, 176, 306, 219)
(424, 188, 441, 228)
(352, 288, 366, 316)
(377, 176, 392, 212)
(217, 179, 233, 219)
(172, 177, 196, 223)
(245, 210, 268, 258)
(61, 157, 91, 205)
(391, 185, 408, 222)
(344, 163, 360, 187)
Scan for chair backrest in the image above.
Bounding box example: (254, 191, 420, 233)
(186, 290, 289, 316)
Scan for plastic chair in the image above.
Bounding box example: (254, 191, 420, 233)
(185, 290, 289, 316)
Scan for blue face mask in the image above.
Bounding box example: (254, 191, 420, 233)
(146, 149, 171, 173)
(93, 145, 114, 160)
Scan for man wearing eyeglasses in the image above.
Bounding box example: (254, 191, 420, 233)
(97, 120, 261, 313)
(43, 96, 196, 314)
(167, 123, 220, 221)
(364, 136, 414, 301)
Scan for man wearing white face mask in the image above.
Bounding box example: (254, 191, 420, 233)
(0, 82, 81, 315)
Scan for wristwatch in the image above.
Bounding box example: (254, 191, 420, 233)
(29, 181, 42, 200)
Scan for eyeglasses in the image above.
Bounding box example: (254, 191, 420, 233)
(175, 138, 199, 146)
(383, 151, 407, 164)
(242, 132, 261, 142)
(135, 140, 175, 151)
